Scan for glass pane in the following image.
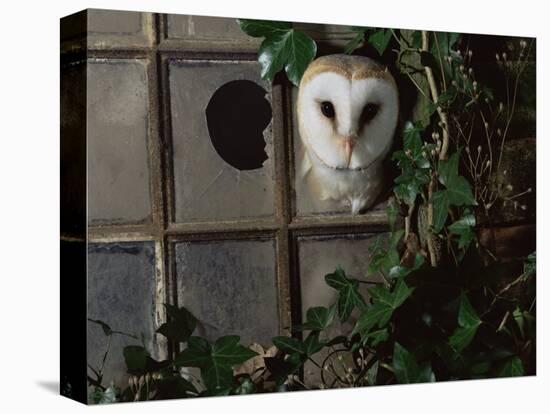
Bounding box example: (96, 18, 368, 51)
(169, 60, 275, 222)
(87, 59, 152, 225)
(175, 239, 279, 345)
(297, 233, 385, 385)
(166, 14, 256, 43)
(87, 9, 153, 48)
(291, 86, 389, 216)
(87, 242, 160, 389)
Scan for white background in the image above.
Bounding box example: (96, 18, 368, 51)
(0, 0, 547, 412)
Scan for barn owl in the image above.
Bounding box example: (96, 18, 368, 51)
(297, 54, 399, 214)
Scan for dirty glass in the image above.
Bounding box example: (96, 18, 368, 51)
(87, 59, 152, 225)
(175, 239, 279, 345)
(87, 242, 160, 389)
(297, 233, 384, 385)
(87, 9, 153, 48)
(169, 59, 275, 222)
(166, 14, 256, 43)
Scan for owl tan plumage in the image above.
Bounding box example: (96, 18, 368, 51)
(297, 54, 399, 214)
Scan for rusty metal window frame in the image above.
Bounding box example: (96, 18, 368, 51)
(84, 13, 390, 352)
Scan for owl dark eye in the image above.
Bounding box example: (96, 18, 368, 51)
(361, 103, 380, 123)
(320, 101, 335, 119)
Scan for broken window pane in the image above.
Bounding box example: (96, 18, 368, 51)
(291, 86, 389, 216)
(165, 14, 256, 43)
(87, 59, 152, 225)
(297, 233, 385, 385)
(87, 9, 154, 48)
(87, 242, 161, 389)
(175, 239, 279, 345)
(169, 60, 275, 222)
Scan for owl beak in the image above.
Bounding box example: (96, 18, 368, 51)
(342, 137, 356, 168)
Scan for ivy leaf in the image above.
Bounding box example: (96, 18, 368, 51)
(293, 305, 336, 332)
(157, 304, 197, 343)
(258, 29, 317, 86)
(524, 252, 536, 277)
(403, 121, 424, 158)
(438, 152, 460, 186)
(393, 342, 435, 384)
(272, 336, 304, 354)
(175, 336, 258, 390)
(325, 267, 366, 322)
(123, 346, 149, 375)
(354, 280, 414, 339)
(363, 328, 389, 347)
(344, 29, 366, 54)
(496, 356, 524, 377)
(445, 175, 476, 206)
(234, 377, 255, 394)
(91, 386, 117, 404)
(431, 190, 450, 233)
(302, 332, 326, 356)
(448, 212, 476, 249)
(236, 19, 291, 37)
(367, 29, 392, 55)
(449, 295, 482, 352)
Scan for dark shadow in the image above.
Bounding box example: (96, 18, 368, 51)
(37, 380, 59, 395)
(206, 79, 272, 170)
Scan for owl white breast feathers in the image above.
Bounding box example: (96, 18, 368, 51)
(297, 54, 399, 214)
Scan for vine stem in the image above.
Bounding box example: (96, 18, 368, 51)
(422, 31, 450, 161)
(421, 30, 442, 267)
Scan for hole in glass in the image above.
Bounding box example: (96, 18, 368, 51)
(206, 80, 272, 171)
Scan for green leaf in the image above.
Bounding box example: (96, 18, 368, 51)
(91, 386, 118, 404)
(438, 152, 460, 186)
(272, 336, 304, 354)
(123, 346, 149, 375)
(362, 328, 389, 347)
(448, 212, 476, 249)
(294, 305, 336, 332)
(367, 29, 392, 55)
(403, 121, 424, 158)
(258, 29, 317, 86)
(344, 29, 366, 54)
(354, 280, 414, 338)
(496, 356, 524, 377)
(157, 304, 197, 343)
(237, 19, 292, 37)
(174, 335, 258, 390)
(446, 175, 476, 206)
(234, 377, 256, 394)
(524, 252, 536, 277)
(303, 332, 326, 356)
(449, 295, 481, 352)
(393, 342, 434, 384)
(457, 295, 481, 328)
(449, 325, 479, 353)
(325, 267, 365, 322)
(431, 190, 450, 233)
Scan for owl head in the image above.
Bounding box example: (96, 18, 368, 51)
(297, 54, 399, 171)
